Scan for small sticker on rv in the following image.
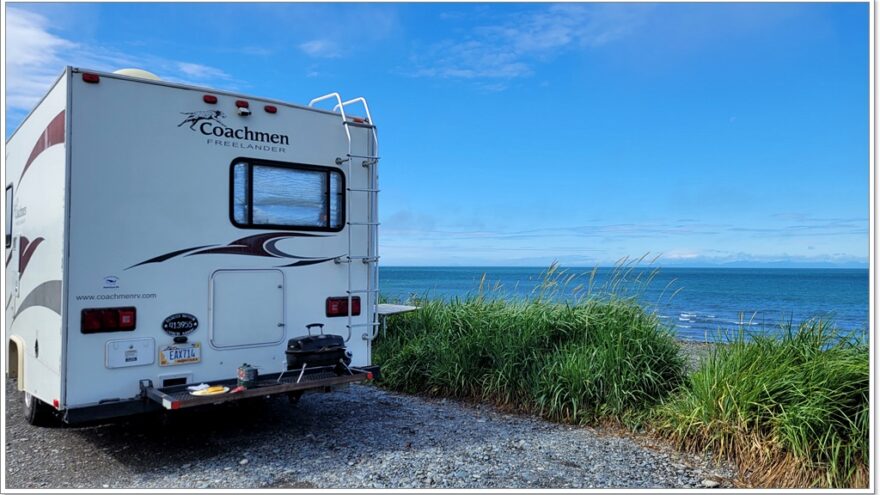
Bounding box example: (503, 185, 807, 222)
(103, 276, 119, 289)
(162, 313, 199, 336)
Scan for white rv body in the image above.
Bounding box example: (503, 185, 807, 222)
(5, 68, 380, 422)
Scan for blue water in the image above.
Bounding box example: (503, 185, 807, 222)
(378, 267, 869, 341)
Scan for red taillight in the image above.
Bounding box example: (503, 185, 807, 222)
(118, 308, 137, 330)
(326, 297, 361, 317)
(81, 307, 137, 333)
(82, 73, 100, 83)
(82, 310, 102, 332)
(264, 105, 277, 114)
(52, 399, 60, 409)
(203, 94, 218, 104)
(235, 100, 249, 108)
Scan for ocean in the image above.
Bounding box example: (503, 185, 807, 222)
(378, 267, 869, 341)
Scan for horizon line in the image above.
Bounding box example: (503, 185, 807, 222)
(378, 264, 869, 270)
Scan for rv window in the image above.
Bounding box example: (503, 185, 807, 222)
(4, 185, 11, 248)
(231, 160, 344, 231)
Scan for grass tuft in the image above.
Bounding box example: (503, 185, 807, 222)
(653, 320, 869, 488)
(374, 263, 687, 425)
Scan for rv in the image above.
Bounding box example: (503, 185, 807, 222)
(4, 67, 383, 425)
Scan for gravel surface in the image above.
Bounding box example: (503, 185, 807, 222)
(678, 340, 717, 371)
(5, 377, 734, 489)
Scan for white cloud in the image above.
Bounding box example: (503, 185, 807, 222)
(377, 212, 868, 266)
(408, 4, 651, 81)
(299, 39, 341, 58)
(176, 62, 230, 80)
(5, 7, 76, 112)
(5, 7, 234, 122)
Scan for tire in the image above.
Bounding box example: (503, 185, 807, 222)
(23, 391, 57, 427)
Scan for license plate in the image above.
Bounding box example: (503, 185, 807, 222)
(159, 342, 201, 366)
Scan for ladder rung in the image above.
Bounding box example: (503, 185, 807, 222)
(347, 322, 381, 328)
(348, 222, 380, 226)
(347, 289, 379, 294)
(347, 188, 380, 193)
(347, 153, 380, 160)
(335, 256, 380, 264)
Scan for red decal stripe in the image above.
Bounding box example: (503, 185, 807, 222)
(20, 111, 65, 185)
(18, 236, 44, 277)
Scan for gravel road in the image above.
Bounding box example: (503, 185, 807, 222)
(5, 377, 734, 489)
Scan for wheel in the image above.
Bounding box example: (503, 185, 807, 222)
(24, 391, 57, 427)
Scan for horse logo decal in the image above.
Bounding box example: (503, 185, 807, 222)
(178, 110, 228, 130)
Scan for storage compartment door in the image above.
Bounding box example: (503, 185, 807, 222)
(210, 270, 285, 348)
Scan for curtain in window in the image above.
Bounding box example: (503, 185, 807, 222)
(252, 165, 328, 227)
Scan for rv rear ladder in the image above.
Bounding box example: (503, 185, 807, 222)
(309, 93, 381, 343)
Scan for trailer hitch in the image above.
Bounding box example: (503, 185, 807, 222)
(138, 379, 154, 398)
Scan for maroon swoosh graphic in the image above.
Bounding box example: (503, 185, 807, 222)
(19, 236, 44, 277)
(20, 111, 65, 185)
(187, 233, 312, 257)
(126, 244, 218, 269)
(128, 232, 338, 269)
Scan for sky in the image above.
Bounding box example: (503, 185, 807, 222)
(4, 2, 870, 267)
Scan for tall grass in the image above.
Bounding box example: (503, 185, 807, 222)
(654, 320, 869, 488)
(374, 262, 687, 424)
(374, 263, 869, 488)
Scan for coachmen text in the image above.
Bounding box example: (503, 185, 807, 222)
(201, 122, 289, 152)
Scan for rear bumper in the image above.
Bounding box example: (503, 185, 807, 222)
(63, 398, 163, 424)
(61, 365, 380, 423)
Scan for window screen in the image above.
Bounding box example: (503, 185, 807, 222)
(231, 160, 344, 231)
(5, 185, 12, 248)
